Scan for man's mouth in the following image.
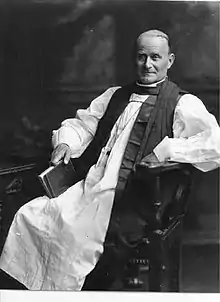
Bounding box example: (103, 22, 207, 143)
(142, 72, 154, 75)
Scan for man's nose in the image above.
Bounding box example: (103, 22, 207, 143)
(144, 57, 152, 69)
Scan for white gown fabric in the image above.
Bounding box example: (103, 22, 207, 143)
(0, 85, 220, 290)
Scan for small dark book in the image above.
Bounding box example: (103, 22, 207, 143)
(38, 160, 78, 198)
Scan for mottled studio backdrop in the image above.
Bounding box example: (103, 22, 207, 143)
(0, 0, 219, 276)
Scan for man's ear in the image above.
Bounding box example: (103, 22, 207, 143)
(167, 53, 175, 70)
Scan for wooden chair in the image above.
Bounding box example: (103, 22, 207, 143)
(121, 162, 194, 291)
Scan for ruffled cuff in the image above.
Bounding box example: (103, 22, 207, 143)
(51, 127, 85, 158)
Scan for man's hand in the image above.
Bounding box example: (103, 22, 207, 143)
(137, 152, 160, 169)
(51, 143, 71, 165)
(141, 152, 159, 164)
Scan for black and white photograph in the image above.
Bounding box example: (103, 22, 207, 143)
(0, 0, 219, 298)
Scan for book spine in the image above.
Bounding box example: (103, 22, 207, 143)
(38, 175, 53, 198)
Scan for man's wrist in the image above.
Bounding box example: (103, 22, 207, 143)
(153, 136, 171, 162)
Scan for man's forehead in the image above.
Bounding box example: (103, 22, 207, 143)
(137, 35, 169, 53)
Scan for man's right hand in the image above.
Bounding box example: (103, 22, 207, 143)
(51, 143, 71, 165)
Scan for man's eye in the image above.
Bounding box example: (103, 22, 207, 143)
(138, 54, 145, 61)
(151, 55, 160, 61)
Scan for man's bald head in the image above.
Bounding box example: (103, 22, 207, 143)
(137, 29, 172, 54)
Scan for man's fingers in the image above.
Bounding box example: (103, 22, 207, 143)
(51, 149, 64, 164)
(64, 148, 71, 164)
(51, 144, 70, 165)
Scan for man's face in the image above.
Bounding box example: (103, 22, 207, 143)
(135, 35, 175, 85)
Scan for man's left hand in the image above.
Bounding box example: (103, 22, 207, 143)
(141, 152, 160, 164)
(139, 152, 174, 170)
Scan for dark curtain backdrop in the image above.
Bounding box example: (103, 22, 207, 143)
(0, 0, 219, 254)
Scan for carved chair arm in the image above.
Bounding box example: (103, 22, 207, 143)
(134, 161, 193, 234)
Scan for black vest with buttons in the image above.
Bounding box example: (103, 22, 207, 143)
(115, 79, 186, 200)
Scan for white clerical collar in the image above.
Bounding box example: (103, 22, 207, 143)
(136, 77, 167, 88)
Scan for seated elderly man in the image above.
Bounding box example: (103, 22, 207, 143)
(0, 29, 220, 291)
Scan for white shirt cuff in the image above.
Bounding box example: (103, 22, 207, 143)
(52, 127, 85, 158)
